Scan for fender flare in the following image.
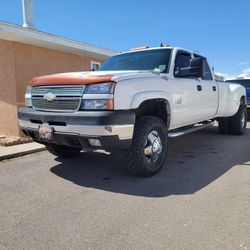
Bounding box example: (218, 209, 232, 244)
(130, 90, 172, 110)
(130, 90, 172, 128)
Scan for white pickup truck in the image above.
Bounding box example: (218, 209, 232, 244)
(18, 46, 247, 176)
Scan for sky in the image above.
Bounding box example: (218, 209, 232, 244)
(0, 0, 249, 76)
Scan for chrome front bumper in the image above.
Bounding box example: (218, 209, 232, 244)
(18, 108, 135, 149)
(19, 119, 134, 140)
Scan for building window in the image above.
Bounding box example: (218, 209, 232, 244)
(90, 61, 101, 71)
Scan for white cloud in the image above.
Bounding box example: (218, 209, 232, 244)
(238, 62, 248, 66)
(242, 68, 250, 74)
(214, 72, 225, 80)
(214, 72, 236, 80)
(237, 68, 250, 78)
(216, 67, 250, 80)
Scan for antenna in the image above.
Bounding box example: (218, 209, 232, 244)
(22, 0, 35, 29)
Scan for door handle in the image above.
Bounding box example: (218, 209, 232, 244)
(197, 85, 202, 91)
(213, 86, 217, 91)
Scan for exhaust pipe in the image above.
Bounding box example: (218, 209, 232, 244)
(22, 0, 35, 29)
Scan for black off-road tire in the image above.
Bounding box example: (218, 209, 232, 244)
(229, 102, 247, 135)
(218, 101, 247, 135)
(218, 117, 230, 134)
(247, 109, 250, 121)
(123, 116, 168, 177)
(45, 144, 81, 158)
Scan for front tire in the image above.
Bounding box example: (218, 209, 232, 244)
(124, 116, 168, 177)
(45, 144, 81, 158)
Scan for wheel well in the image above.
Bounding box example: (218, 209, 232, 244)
(241, 95, 246, 105)
(135, 99, 170, 128)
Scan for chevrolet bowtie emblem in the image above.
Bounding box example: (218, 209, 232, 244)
(43, 92, 56, 102)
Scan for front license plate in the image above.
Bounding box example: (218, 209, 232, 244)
(38, 125, 53, 140)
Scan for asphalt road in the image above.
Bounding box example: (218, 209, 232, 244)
(0, 124, 250, 250)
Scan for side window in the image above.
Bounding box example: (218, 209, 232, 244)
(90, 61, 101, 71)
(174, 52, 192, 77)
(203, 60, 213, 80)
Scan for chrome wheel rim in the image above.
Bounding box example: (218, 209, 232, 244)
(144, 130, 162, 163)
(241, 110, 246, 128)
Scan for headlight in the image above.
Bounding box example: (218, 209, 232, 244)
(81, 82, 115, 110)
(25, 85, 32, 107)
(81, 99, 113, 110)
(84, 82, 115, 94)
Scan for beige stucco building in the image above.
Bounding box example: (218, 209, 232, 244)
(0, 21, 116, 137)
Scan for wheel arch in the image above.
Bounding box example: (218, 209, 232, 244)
(229, 84, 246, 103)
(217, 83, 247, 117)
(134, 98, 171, 129)
(240, 95, 247, 105)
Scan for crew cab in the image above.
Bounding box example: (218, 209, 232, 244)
(18, 46, 247, 176)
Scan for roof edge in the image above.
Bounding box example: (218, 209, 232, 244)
(0, 21, 117, 58)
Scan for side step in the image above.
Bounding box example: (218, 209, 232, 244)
(168, 121, 214, 138)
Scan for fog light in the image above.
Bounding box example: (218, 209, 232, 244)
(88, 138, 101, 147)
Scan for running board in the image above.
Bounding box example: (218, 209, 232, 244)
(168, 122, 213, 138)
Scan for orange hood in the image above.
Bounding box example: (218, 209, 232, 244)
(29, 72, 113, 86)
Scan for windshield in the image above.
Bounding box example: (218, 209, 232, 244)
(100, 49, 172, 73)
(226, 79, 250, 88)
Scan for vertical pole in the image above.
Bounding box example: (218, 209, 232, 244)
(22, 0, 35, 29)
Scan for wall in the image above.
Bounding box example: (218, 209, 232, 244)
(0, 40, 19, 136)
(0, 39, 105, 136)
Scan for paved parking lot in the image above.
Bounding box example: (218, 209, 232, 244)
(0, 124, 249, 250)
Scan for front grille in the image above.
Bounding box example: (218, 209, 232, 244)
(32, 86, 84, 96)
(32, 98, 81, 111)
(31, 86, 84, 112)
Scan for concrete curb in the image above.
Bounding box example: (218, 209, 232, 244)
(0, 142, 46, 161)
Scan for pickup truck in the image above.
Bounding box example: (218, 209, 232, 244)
(18, 46, 247, 176)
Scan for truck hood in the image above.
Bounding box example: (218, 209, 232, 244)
(29, 70, 161, 86)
